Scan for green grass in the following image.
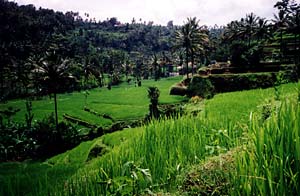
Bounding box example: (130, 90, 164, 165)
(203, 82, 298, 123)
(0, 81, 299, 195)
(232, 98, 300, 195)
(0, 77, 185, 126)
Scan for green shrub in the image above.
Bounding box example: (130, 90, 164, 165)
(0, 121, 35, 161)
(230, 41, 248, 67)
(187, 76, 215, 98)
(209, 73, 277, 93)
(170, 84, 188, 96)
(0, 114, 81, 161)
(230, 41, 263, 68)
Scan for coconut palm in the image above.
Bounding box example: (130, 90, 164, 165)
(244, 13, 259, 46)
(223, 21, 242, 43)
(287, 7, 300, 63)
(175, 17, 209, 78)
(31, 50, 72, 129)
(228, 13, 259, 47)
(273, 10, 289, 59)
(255, 18, 273, 42)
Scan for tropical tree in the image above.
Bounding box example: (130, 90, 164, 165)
(286, 3, 300, 64)
(175, 17, 209, 78)
(178, 50, 184, 74)
(189, 19, 209, 74)
(255, 18, 273, 41)
(30, 49, 73, 129)
(273, 9, 289, 59)
(273, 0, 300, 63)
(244, 13, 259, 46)
(223, 18, 245, 42)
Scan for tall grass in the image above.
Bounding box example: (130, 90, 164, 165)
(53, 114, 243, 195)
(232, 98, 300, 195)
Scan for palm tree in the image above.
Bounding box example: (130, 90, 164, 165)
(287, 7, 300, 64)
(255, 18, 273, 42)
(273, 10, 289, 60)
(244, 13, 259, 46)
(223, 21, 242, 42)
(228, 13, 259, 47)
(175, 23, 191, 78)
(175, 17, 208, 78)
(31, 50, 72, 129)
(178, 49, 184, 75)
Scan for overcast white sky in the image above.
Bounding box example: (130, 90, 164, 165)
(11, 0, 299, 26)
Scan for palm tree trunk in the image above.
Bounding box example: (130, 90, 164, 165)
(186, 47, 189, 78)
(294, 33, 297, 64)
(248, 36, 251, 48)
(297, 34, 300, 74)
(0, 67, 3, 99)
(54, 92, 58, 130)
(191, 50, 194, 76)
(280, 29, 283, 61)
(248, 27, 252, 48)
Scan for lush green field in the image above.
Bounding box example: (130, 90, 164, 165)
(0, 77, 185, 127)
(0, 81, 299, 195)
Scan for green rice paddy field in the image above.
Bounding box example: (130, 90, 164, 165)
(0, 77, 186, 127)
(0, 78, 299, 195)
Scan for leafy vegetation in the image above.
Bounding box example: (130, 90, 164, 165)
(187, 76, 215, 98)
(0, 112, 81, 161)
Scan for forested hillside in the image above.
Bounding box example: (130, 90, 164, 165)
(1, 0, 299, 101)
(0, 0, 177, 100)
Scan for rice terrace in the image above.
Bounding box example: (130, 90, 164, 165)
(0, 0, 300, 195)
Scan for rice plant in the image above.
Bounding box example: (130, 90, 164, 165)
(54, 114, 243, 195)
(232, 98, 300, 195)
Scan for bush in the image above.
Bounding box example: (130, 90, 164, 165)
(230, 41, 248, 67)
(0, 114, 80, 161)
(208, 71, 298, 93)
(187, 76, 215, 98)
(170, 83, 188, 96)
(230, 41, 263, 68)
(0, 121, 36, 161)
(31, 115, 81, 159)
